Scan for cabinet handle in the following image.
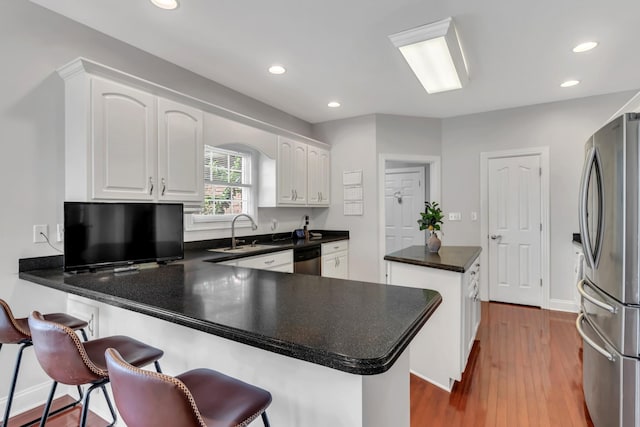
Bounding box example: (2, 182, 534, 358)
(294, 189, 298, 200)
(264, 259, 275, 265)
(318, 191, 322, 201)
(161, 178, 166, 196)
(291, 189, 295, 200)
(149, 177, 154, 195)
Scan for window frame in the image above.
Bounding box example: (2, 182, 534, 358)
(188, 145, 257, 229)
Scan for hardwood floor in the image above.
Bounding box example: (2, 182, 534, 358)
(8, 302, 592, 427)
(411, 301, 594, 427)
(7, 395, 108, 427)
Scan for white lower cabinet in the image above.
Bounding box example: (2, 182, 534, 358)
(386, 255, 480, 391)
(219, 250, 293, 273)
(321, 241, 349, 279)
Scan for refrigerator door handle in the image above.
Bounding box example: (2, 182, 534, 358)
(576, 313, 615, 362)
(579, 147, 597, 269)
(577, 279, 617, 313)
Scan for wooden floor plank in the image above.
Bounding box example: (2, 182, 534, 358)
(410, 301, 594, 427)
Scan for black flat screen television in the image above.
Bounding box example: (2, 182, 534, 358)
(64, 202, 184, 272)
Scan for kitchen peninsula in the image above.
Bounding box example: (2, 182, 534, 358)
(385, 245, 481, 391)
(19, 247, 441, 427)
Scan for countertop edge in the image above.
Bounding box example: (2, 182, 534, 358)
(384, 246, 482, 273)
(19, 269, 439, 375)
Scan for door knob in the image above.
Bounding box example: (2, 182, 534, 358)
(490, 234, 502, 240)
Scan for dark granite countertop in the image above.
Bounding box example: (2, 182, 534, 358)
(194, 230, 349, 263)
(19, 247, 441, 376)
(384, 246, 482, 273)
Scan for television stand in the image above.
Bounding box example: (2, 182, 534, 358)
(113, 265, 139, 273)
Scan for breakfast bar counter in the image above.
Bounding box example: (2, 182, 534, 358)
(19, 251, 441, 426)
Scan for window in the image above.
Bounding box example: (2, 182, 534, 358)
(196, 146, 252, 220)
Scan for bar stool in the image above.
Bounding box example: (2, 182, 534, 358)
(0, 299, 88, 427)
(105, 348, 272, 427)
(28, 311, 164, 427)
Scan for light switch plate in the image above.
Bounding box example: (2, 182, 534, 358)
(448, 212, 462, 221)
(471, 211, 478, 221)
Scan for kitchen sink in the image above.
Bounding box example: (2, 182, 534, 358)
(207, 244, 277, 254)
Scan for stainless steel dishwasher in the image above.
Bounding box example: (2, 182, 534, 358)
(293, 246, 321, 275)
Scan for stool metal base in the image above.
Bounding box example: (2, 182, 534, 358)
(1, 329, 88, 427)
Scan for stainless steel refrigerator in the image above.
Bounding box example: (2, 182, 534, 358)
(577, 113, 640, 427)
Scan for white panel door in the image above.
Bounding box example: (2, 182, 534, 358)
(157, 98, 203, 203)
(384, 169, 425, 254)
(488, 155, 542, 306)
(91, 78, 155, 200)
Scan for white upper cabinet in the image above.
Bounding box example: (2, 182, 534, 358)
(59, 58, 328, 210)
(277, 137, 307, 205)
(308, 145, 330, 206)
(259, 136, 330, 208)
(60, 61, 204, 207)
(91, 78, 156, 200)
(157, 98, 203, 202)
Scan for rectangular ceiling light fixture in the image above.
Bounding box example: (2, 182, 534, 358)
(389, 17, 468, 94)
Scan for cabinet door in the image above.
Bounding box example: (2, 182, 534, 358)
(157, 98, 203, 203)
(308, 147, 320, 204)
(91, 78, 155, 200)
(308, 146, 330, 205)
(277, 137, 307, 205)
(322, 251, 348, 279)
(318, 148, 330, 204)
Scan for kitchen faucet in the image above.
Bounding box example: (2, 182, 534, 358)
(231, 214, 258, 249)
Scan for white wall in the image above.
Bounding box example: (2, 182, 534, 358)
(376, 114, 441, 156)
(0, 1, 316, 414)
(312, 114, 442, 282)
(312, 115, 379, 282)
(440, 90, 637, 305)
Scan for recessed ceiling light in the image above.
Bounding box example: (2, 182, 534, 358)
(572, 42, 598, 53)
(327, 101, 341, 108)
(268, 65, 286, 75)
(150, 0, 179, 10)
(560, 80, 580, 88)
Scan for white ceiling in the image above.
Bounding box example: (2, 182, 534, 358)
(30, 0, 640, 123)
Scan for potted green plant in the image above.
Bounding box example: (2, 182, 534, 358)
(417, 201, 444, 252)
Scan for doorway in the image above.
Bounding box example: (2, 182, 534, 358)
(384, 166, 426, 254)
(378, 154, 441, 283)
(480, 148, 550, 308)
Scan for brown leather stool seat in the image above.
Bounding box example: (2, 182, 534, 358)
(0, 300, 89, 427)
(106, 348, 272, 427)
(28, 311, 164, 427)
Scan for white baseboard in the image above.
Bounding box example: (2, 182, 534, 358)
(0, 381, 69, 418)
(410, 369, 452, 392)
(548, 298, 579, 313)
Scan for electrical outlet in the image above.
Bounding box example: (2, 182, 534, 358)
(33, 224, 48, 243)
(56, 224, 64, 242)
(448, 212, 462, 221)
